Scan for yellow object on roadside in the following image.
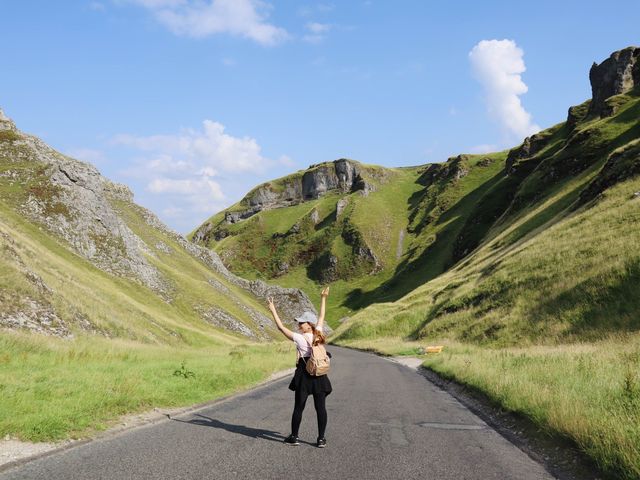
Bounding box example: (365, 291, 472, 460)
(425, 346, 444, 354)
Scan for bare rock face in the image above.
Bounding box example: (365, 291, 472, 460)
(579, 138, 640, 204)
(0, 118, 169, 296)
(0, 108, 318, 339)
(0, 108, 14, 129)
(302, 159, 363, 199)
(246, 181, 302, 210)
(310, 208, 320, 224)
(589, 46, 640, 117)
(194, 246, 322, 328)
(196, 305, 256, 338)
(418, 155, 470, 185)
(336, 197, 349, 217)
(505, 133, 548, 175)
(192, 160, 372, 235)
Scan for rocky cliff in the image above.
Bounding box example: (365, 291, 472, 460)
(192, 158, 379, 244)
(0, 109, 315, 339)
(589, 46, 640, 117)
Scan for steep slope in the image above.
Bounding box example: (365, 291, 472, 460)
(193, 47, 640, 338)
(0, 110, 314, 344)
(191, 160, 425, 322)
(332, 46, 640, 345)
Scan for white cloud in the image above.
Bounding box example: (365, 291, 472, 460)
(298, 3, 334, 17)
(130, 0, 289, 46)
(113, 119, 270, 173)
(147, 177, 222, 197)
(306, 22, 331, 34)
(469, 39, 540, 140)
(303, 21, 332, 43)
(146, 177, 224, 218)
(113, 119, 294, 231)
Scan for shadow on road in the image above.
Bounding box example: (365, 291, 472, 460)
(172, 414, 301, 444)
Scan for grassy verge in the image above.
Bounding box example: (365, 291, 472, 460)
(333, 336, 640, 479)
(0, 332, 295, 442)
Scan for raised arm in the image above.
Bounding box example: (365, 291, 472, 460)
(267, 297, 295, 341)
(317, 287, 330, 331)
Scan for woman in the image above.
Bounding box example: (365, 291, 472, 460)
(267, 287, 332, 448)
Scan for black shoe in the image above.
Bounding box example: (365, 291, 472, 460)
(317, 437, 327, 448)
(284, 434, 300, 446)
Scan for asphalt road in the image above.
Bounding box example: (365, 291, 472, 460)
(1, 347, 555, 480)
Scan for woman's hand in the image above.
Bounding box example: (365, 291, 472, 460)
(317, 287, 329, 330)
(267, 296, 276, 312)
(266, 296, 294, 340)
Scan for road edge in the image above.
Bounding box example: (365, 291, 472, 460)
(384, 355, 610, 480)
(0, 367, 295, 474)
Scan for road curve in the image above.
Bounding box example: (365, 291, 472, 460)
(1, 347, 554, 480)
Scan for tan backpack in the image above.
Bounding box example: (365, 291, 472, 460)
(302, 335, 331, 376)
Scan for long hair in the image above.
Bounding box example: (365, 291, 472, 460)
(310, 324, 326, 346)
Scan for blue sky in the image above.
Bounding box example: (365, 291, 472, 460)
(2, 0, 639, 233)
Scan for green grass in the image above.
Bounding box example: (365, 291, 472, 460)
(0, 332, 295, 442)
(423, 341, 640, 479)
(333, 174, 640, 346)
(330, 163, 640, 478)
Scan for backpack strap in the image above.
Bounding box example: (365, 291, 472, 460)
(300, 334, 313, 366)
(303, 333, 313, 347)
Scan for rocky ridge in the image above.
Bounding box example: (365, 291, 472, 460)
(192, 159, 376, 244)
(506, 46, 640, 180)
(589, 46, 640, 117)
(0, 109, 315, 338)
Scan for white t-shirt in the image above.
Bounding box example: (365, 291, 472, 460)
(292, 326, 323, 358)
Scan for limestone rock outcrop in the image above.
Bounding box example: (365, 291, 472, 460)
(0, 108, 317, 338)
(418, 155, 470, 185)
(505, 133, 549, 175)
(210, 159, 371, 230)
(589, 46, 640, 117)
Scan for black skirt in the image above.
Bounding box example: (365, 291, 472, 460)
(288, 358, 332, 396)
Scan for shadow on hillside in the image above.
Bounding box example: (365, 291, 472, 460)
(346, 104, 640, 312)
(500, 168, 597, 247)
(171, 414, 287, 443)
(343, 170, 504, 310)
(529, 259, 640, 338)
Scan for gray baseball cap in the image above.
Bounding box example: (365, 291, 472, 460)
(294, 311, 318, 325)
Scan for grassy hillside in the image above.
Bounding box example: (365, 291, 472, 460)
(0, 113, 301, 441)
(192, 154, 520, 326)
(332, 88, 640, 346)
(0, 163, 269, 345)
(330, 88, 640, 478)
(192, 163, 426, 323)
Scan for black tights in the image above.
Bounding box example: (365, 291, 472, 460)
(291, 390, 327, 438)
